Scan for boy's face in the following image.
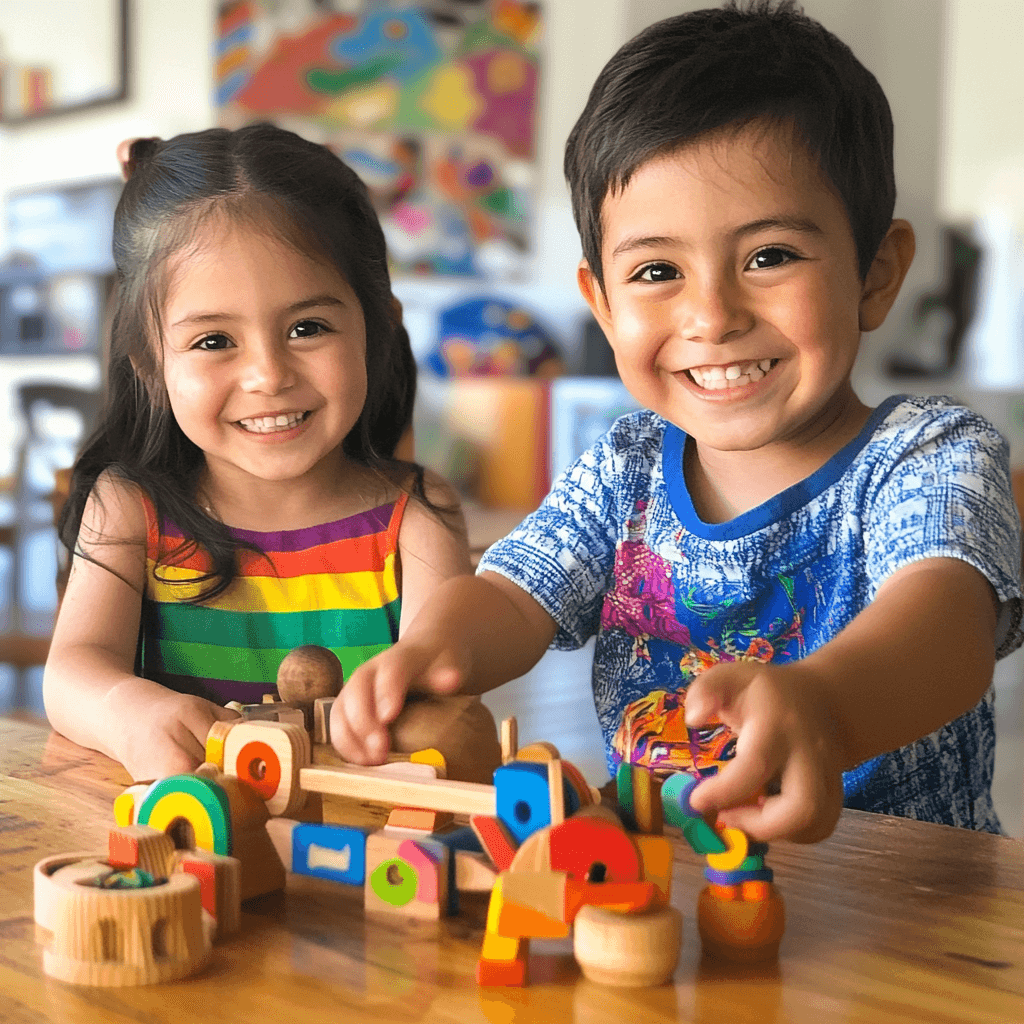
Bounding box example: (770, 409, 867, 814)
(579, 125, 889, 457)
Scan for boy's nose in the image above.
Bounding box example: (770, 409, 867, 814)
(241, 342, 296, 394)
(679, 275, 752, 344)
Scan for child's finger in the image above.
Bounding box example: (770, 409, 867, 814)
(687, 720, 778, 817)
(339, 670, 391, 763)
(683, 664, 738, 728)
(410, 650, 467, 699)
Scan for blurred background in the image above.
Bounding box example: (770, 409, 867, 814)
(0, 0, 1021, 828)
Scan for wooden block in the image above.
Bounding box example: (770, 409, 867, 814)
(34, 854, 108, 934)
(265, 817, 299, 871)
(470, 814, 519, 872)
(500, 717, 518, 764)
(560, 759, 594, 808)
(409, 748, 447, 778)
(299, 765, 496, 817)
(174, 848, 242, 938)
(454, 850, 498, 892)
(37, 859, 211, 986)
(112, 782, 154, 828)
(514, 740, 561, 763)
(547, 815, 641, 883)
(547, 759, 565, 827)
(223, 719, 310, 818)
(205, 719, 237, 771)
(107, 825, 176, 878)
(573, 905, 682, 987)
(660, 771, 699, 825)
(494, 762, 552, 844)
(262, 693, 279, 704)
(631, 765, 663, 835)
(633, 833, 673, 904)
(386, 807, 454, 831)
(364, 830, 449, 920)
(239, 703, 306, 728)
(681, 816, 729, 855)
(232, 823, 286, 902)
(313, 697, 335, 744)
(136, 774, 234, 857)
(498, 870, 568, 923)
(507, 826, 551, 875)
(292, 822, 371, 886)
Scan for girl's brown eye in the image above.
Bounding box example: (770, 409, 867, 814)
(290, 320, 325, 338)
(195, 333, 231, 351)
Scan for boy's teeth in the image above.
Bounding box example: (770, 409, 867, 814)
(689, 360, 775, 389)
(239, 412, 306, 433)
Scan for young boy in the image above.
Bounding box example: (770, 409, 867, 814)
(331, 0, 1022, 842)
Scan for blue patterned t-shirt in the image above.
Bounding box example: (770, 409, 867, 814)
(479, 395, 1023, 832)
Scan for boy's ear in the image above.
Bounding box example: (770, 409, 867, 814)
(859, 219, 916, 332)
(577, 259, 613, 328)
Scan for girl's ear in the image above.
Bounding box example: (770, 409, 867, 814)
(577, 259, 613, 328)
(859, 219, 916, 332)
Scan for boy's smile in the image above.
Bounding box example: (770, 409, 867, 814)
(579, 124, 911, 506)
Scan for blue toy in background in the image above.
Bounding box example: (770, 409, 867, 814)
(425, 297, 563, 378)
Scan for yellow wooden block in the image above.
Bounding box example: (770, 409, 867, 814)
(409, 747, 447, 779)
(205, 720, 236, 770)
(706, 827, 749, 872)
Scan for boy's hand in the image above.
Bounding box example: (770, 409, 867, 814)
(684, 660, 845, 843)
(330, 641, 465, 764)
(106, 678, 239, 781)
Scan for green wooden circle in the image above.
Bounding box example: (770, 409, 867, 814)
(370, 857, 417, 906)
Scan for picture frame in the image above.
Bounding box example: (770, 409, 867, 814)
(0, 0, 129, 124)
(549, 377, 640, 482)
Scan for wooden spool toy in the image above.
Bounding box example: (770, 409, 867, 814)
(33, 854, 211, 986)
(573, 904, 682, 987)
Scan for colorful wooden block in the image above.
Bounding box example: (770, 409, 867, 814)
(385, 807, 454, 831)
(293, 823, 370, 886)
(493, 761, 579, 844)
(112, 782, 154, 828)
(107, 825, 176, 878)
(223, 720, 310, 818)
(470, 814, 518, 872)
(706, 826, 749, 872)
(173, 847, 242, 938)
(364, 830, 449, 920)
(136, 775, 233, 857)
(409, 748, 447, 778)
(547, 814, 641, 884)
(633, 833, 674, 904)
(204, 720, 237, 771)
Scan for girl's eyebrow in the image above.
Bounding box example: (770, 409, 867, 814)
(170, 294, 347, 328)
(610, 217, 823, 259)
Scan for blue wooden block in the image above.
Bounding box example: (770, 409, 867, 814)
(431, 825, 483, 915)
(493, 762, 580, 845)
(292, 823, 370, 885)
(704, 866, 774, 885)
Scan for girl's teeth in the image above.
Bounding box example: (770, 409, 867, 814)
(725, 364, 742, 380)
(239, 413, 306, 433)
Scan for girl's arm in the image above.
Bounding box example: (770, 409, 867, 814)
(42, 474, 235, 780)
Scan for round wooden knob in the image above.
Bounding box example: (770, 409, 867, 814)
(276, 646, 344, 704)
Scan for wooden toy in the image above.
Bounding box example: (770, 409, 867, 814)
(33, 854, 212, 986)
(276, 644, 344, 731)
(223, 719, 310, 817)
(573, 904, 682, 987)
(107, 825, 176, 877)
(173, 847, 242, 939)
(364, 830, 449, 921)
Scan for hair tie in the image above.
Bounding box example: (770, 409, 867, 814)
(123, 136, 162, 179)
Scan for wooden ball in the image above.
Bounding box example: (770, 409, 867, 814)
(277, 646, 343, 704)
(573, 905, 682, 987)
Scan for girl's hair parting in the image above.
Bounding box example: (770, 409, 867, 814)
(61, 123, 434, 601)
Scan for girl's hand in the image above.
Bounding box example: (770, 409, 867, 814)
(105, 678, 240, 781)
(683, 660, 845, 843)
(329, 641, 464, 764)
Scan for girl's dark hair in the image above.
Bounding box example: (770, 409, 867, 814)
(564, 0, 896, 290)
(61, 123, 430, 600)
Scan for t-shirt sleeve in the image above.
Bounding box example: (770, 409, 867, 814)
(864, 404, 1023, 657)
(477, 421, 638, 650)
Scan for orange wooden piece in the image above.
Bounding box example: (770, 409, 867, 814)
(547, 815, 641, 883)
(697, 882, 786, 963)
(385, 807, 454, 831)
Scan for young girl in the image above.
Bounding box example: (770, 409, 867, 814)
(43, 124, 471, 782)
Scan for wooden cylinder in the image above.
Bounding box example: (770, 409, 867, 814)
(697, 883, 786, 963)
(573, 905, 682, 987)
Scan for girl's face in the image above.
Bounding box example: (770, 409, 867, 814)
(160, 217, 368, 494)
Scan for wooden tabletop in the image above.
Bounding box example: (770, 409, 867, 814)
(2, 714, 1024, 1024)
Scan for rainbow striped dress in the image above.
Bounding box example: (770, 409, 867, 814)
(137, 493, 406, 705)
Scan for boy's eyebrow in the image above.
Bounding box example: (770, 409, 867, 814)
(610, 217, 824, 259)
(170, 294, 348, 327)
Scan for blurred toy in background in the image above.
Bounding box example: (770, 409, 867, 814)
(425, 297, 563, 378)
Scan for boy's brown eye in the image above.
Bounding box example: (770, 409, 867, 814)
(636, 263, 679, 282)
(290, 319, 325, 338)
(749, 247, 798, 270)
(195, 333, 231, 351)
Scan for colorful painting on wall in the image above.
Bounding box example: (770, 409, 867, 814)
(216, 0, 542, 278)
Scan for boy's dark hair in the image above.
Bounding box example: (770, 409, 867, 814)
(565, 0, 895, 288)
(61, 123, 429, 601)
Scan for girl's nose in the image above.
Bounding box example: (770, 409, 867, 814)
(680, 273, 753, 345)
(241, 341, 295, 394)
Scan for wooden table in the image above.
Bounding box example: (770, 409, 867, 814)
(2, 714, 1024, 1023)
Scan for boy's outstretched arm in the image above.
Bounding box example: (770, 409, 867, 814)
(330, 571, 558, 764)
(685, 557, 998, 843)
